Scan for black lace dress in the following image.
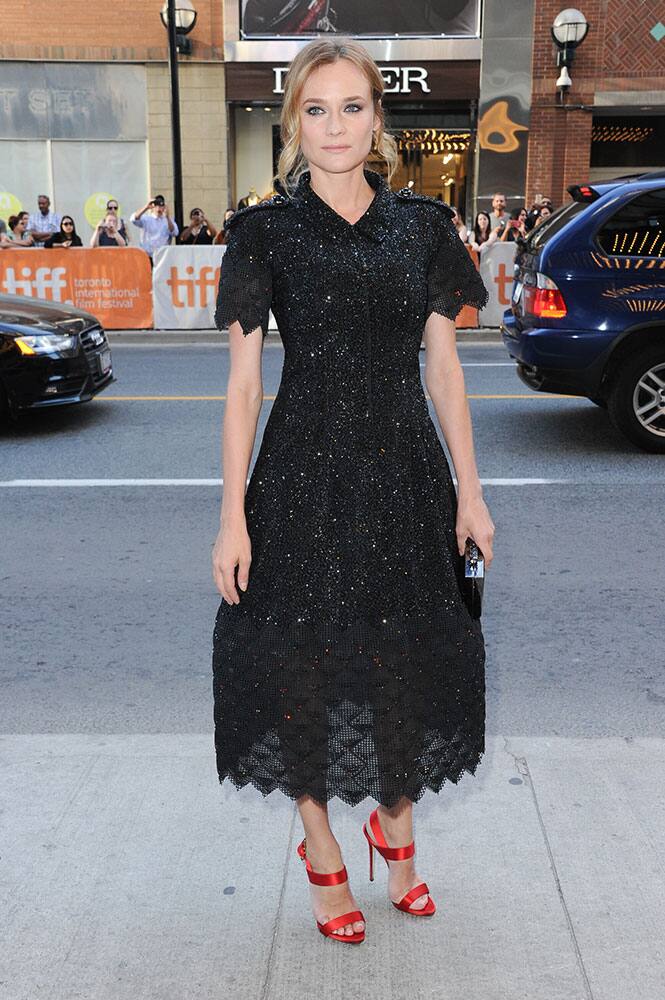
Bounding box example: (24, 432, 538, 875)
(212, 167, 489, 808)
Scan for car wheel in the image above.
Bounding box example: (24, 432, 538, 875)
(607, 344, 665, 452)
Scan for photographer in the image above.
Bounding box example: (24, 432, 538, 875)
(129, 195, 179, 260)
(89, 213, 128, 248)
(179, 208, 217, 245)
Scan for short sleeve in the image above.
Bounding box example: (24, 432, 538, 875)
(214, 210, 272, 338)
(426, 210, 489, 323)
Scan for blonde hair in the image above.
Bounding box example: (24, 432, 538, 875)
(276, 37, 398, 195)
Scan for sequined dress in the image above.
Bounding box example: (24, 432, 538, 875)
(212, 167, 489, 807)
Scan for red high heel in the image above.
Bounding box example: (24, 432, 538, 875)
(362, 808, 436, 916)
(297, 838, 366, 943)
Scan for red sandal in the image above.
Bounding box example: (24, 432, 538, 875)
(362, 808, 436, 916)
(297, 838, 366, 943)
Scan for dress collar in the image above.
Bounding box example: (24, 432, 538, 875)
(293, 167, 390, 243)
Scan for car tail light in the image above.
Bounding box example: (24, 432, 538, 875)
(523, 273, 567, 319)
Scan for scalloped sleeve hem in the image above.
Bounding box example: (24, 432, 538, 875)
(214, 212, 272, 338)
(425, 215, 489, 324)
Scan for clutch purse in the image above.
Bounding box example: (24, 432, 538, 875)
(460, 536, 485, 619)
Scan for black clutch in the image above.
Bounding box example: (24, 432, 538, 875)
(460, 536, 485, 619)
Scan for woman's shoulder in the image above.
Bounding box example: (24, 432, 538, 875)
(223, 194, 295, 239)
(391, 187, 456, 222)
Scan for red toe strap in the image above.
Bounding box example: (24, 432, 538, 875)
(318, 910, 365, 935)
(397, 883, 430, 910)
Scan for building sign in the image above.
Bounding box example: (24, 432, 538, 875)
(226, 61, 480, 104)
(272, 65, 432, 95)
(240, 0, 480, 37)
(0, 63, 147, 141)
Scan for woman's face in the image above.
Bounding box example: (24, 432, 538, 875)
(477, 213, 489, 231)
(518, 209, 527, 223)
(539, 205, 552, 220)
(299, 59, 380, 176)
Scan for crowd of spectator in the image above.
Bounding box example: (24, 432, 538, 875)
(452, 191, 555, 256)
(0, 194, 236, 256)
(0, 189, 553, 260)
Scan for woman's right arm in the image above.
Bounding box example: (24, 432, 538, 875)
(213, 327, 264, 604)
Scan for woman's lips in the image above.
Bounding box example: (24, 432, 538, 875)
(322, 145, 351, 151)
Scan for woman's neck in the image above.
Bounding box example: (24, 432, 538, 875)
(308, 162, 374, 220)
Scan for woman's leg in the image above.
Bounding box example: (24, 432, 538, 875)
(297, 795, 365, 937)
(376, 798, 429, 909)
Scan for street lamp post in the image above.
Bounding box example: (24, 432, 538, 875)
(551, 8, 589, 104)
(160, 0, 198, 231)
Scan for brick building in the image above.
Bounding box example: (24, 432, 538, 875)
(2, 1, 664, 238)
(527, 0, 665, 206)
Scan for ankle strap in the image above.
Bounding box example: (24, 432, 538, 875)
(368, 809, 416, 861)
(297, 839, 349, 886)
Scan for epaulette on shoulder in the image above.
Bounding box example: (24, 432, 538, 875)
(394, 187, 455, 218)
(224, 194, 292, 232)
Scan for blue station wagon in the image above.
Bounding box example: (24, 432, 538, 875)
(501, 171, 665, 452)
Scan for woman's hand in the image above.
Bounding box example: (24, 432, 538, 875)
(456, 494, 495, 568)
(212, 518, 252, 604)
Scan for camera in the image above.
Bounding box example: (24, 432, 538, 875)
(153, 195, 165, 207)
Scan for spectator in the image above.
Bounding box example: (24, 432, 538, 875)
(3, 213, 35, 248)
(500, 206, 528, 243)
(468, 211, 501, 254)
(105, 199, 128, 243)
(450, 206, 469, 243)
(489, 192, 508, 226)
(214, 209, 236, 246)
(27, 195, 61, 246)
(44, 215, 83, 248)
(179, 208, 217, 245)
(0, 218, 6, 235)
(90, 213, 127, 247)
(130, 195, 178, 260)
(537, 204, 553, 224)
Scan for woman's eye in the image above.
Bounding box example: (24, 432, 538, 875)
(305, 103, 364, 115)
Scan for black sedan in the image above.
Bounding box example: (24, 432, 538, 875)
(0, 293, 114, 416)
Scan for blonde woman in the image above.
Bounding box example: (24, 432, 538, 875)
(212, 37, 494, 945)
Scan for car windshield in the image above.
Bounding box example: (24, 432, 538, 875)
(526, 201, 588, 250)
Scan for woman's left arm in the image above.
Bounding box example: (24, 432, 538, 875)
(423, 316, 495, 567)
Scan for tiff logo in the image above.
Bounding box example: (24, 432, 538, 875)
(1, 265, 68, 300)
(166, 265, 220, 307)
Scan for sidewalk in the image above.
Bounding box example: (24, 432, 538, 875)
(107, 327, 504, 345)
(2, 733, 663, 1000)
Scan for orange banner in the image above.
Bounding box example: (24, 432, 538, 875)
(0, 248, 153, 329)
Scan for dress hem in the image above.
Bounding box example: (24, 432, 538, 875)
(216, 747, 485, 810)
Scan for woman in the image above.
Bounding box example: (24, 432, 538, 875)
(500, 206, 528, 242)
(4, 213, 35, 247)
(45, 216, 83, 248)
(106, 200, 128, 242)
(212, 37, 494, 945)
(89, 214, 126, 247)
(179, 208, 217, 244)
(213, 209, 236, 245)
(535, 204, 552, 225)
(468, 210, 503, 254)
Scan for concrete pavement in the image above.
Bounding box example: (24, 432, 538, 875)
(2, 733, 664, 1000)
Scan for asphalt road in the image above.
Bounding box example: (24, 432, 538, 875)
(1, 340, 663, 735)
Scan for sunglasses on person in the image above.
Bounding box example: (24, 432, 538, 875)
(107, 203, 119, 210)
(62, 221, 74, 227)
